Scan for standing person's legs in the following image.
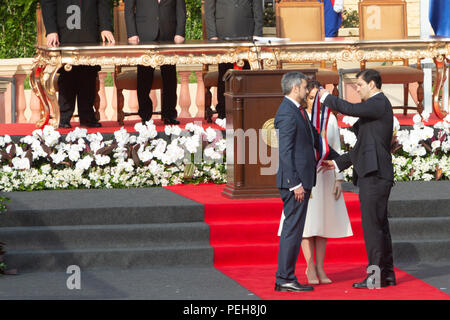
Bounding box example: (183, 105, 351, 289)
(77, 66, 100, 125)
(216, 61, 251, 119)
(378, 180, 395, 282)
(137, 65, 155, 122)
(160, 64, 178, 122)
(359, 175, 394, 282)
(57, 67, 78, 127)
(216, 63, 234, 119)
(301, 237, 319, 284)
(315, 236, 331, 283)
(276, 188, 311, 285)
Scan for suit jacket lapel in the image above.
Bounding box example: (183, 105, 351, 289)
(283, 97, 314, 142)
(283, 97, 302, 118)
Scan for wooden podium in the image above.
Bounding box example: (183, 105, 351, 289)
(222, 69, 317, 199)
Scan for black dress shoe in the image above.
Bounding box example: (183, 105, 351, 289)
(383, 272, 396, 286)
(80, 121, 102, 128)
(275, 281, 314, 292)
(353, 278, 372, 289)
(58, 123, 72, 129)
(163, 118, 180, 125)
(353, 276, 396, 289)
(383, 278, 397, 287)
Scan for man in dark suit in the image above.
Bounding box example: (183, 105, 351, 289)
(205, 0, 264, 119)
(275, 72, 339, 292)
(319, 69, 396, 289)
(41, 0, 115, 128)
(125, 0, 186, 125)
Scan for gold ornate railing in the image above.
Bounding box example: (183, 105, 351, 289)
(31, 38, 450, 128)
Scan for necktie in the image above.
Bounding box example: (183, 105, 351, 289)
(299, 106, 307, 121)
(299, 106, 315, 145)
(299, 106, 311, 130)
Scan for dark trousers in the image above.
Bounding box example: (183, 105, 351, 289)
(137, 64, 178, 121)
(358, 175, 395, 281)
(57, 66, 99, 125)
(216, 61, 250, 119)
(276, 187, 311, 284)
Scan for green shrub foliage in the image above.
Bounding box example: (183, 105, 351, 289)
(0, 0, 203, 59)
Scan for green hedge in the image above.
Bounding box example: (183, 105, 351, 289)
(0, 0, 38, 59)
(185, 0, 202, 40)
(0, 0, 203, 59)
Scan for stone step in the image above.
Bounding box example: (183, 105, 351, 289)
(0, 222, 210, 251)
(392, 239, 450, 264)
(390, 217, 450, 240)
(389, 199, 450, 218)
(0, 188, 204, 227)
(3, 245, 213, 272)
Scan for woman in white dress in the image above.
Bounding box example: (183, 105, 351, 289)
(277, 81, 353, 284)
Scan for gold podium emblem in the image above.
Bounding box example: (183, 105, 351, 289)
(261, 118, 278, 148)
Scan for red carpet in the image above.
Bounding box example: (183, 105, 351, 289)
(165, 183, 450, 300)
(218, 264, 447, 300)
(0, 113, 443, 136)
(0, 118, 223, 136)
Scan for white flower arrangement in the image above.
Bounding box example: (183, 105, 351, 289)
(341, 112, 450, 182)
(215, 118, 226, 129)
(0, 123, 226, 192)
(1, 112, 448, 192)
(340, 128, 357, 148)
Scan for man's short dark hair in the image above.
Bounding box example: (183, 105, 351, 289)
(356, 69, 382, 89)
(281, 72, 307, 95)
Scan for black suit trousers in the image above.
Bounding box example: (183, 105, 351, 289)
(137, 64, 178, 121)
(358, 175, 395, 280)
(136, 31, 177, 122)
(216, 61, 250, 118)
(57, 66, 99, 125)
(276, 187, 311, 284)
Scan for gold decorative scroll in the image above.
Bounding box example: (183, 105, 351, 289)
(31, 39, 450, 128)
(60, 50, 246, 69)
(33, 40, 449, 69)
